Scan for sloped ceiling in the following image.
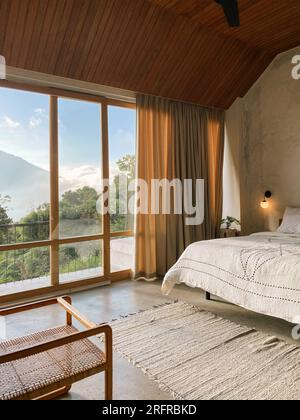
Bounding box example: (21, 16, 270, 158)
(1, 0, 300, 109)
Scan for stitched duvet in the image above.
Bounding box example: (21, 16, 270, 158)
(162, 232, 300, 323)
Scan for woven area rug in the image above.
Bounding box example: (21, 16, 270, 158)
(108, 301, 300, 400)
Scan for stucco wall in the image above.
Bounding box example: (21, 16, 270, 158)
(224, 47, 300, 234)
(222, 98, 243, 223)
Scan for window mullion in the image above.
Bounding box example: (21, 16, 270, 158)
(101, 102, 110, 277)
(50, 96, 59, 286)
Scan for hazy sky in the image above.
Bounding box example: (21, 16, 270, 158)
(0, 87, 136, 190)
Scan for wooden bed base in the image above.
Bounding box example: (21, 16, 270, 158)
(205, 292, 211, 301)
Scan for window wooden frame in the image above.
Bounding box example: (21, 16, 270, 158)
(0, 80, 135, 305)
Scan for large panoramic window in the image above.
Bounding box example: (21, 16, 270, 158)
(0, 84, 136, 300)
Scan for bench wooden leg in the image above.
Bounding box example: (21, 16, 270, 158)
(104, 325, 113, 400)
(105, 364, 113, 400)
(35, 386, 72, 400)
(205, 292, 211, 301)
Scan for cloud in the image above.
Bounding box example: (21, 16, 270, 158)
(29, 116, 42, 128)
(0, 115, 21, 129)
(60, 166, 102, 193)
(28, 108, 48, 129)
(59, 164, 120, 194)
(34, 108, 47, 116)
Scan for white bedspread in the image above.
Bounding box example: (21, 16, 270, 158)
(162, 232, 300, 324)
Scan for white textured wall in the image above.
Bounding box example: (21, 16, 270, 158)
(224, 47, 300, 234)
(223, 99, 243, 222)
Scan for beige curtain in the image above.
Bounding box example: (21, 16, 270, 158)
(135, 95, 225, 279)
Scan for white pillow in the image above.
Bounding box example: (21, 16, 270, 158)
(278, 207, 300, 234)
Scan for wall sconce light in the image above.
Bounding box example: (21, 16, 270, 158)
(260, 191, 272, 209)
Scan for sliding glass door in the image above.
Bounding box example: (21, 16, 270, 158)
(0, 84, 136, 302)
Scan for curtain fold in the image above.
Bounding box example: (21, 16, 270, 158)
(135, 95, 224, 279)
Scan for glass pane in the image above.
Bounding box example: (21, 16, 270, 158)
(108, 106, 136, 233)
(0, 247, 50, 295)
(110, 236, 134, 273)
(0, 88, 50, 244)
(59, 240, 103, 283)
(58, 98, 102, 238)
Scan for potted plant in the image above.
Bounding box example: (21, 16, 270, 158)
(221, 216, 240, 230)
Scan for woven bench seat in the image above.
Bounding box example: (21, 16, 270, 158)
(0, 297, 112, 400)
(0, 325, 106, 400)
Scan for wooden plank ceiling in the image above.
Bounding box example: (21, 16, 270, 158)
(0, 0, 300, 109)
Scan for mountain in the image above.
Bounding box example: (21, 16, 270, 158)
(0, 151, 49, 221)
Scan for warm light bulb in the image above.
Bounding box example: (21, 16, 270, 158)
(260, 200, 269, 209)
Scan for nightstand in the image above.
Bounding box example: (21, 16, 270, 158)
(220, 229, 240, 238)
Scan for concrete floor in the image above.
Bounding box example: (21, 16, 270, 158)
(4, 280, 298, 400)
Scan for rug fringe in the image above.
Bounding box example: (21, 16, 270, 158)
(110, 300, 179, 322)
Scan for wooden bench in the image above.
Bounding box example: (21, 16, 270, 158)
(0, 296, 112, 400)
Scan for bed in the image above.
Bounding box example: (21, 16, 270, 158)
(162, 231, 300, 324)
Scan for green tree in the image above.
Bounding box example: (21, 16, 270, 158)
(0, 195, 12, 225)
(0, 205, 12, 226)
(60, 187, 98, 220)
(110, 154, 135, 232)
(20, 203, 50, 242)
(23, 248, 50, 279)
(21, 203, 50, 223)
(116, 154, 135, 181)
(0, 195, 12, 245)
(0, 248, 50, 284)
(60, 246, 79, 267)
